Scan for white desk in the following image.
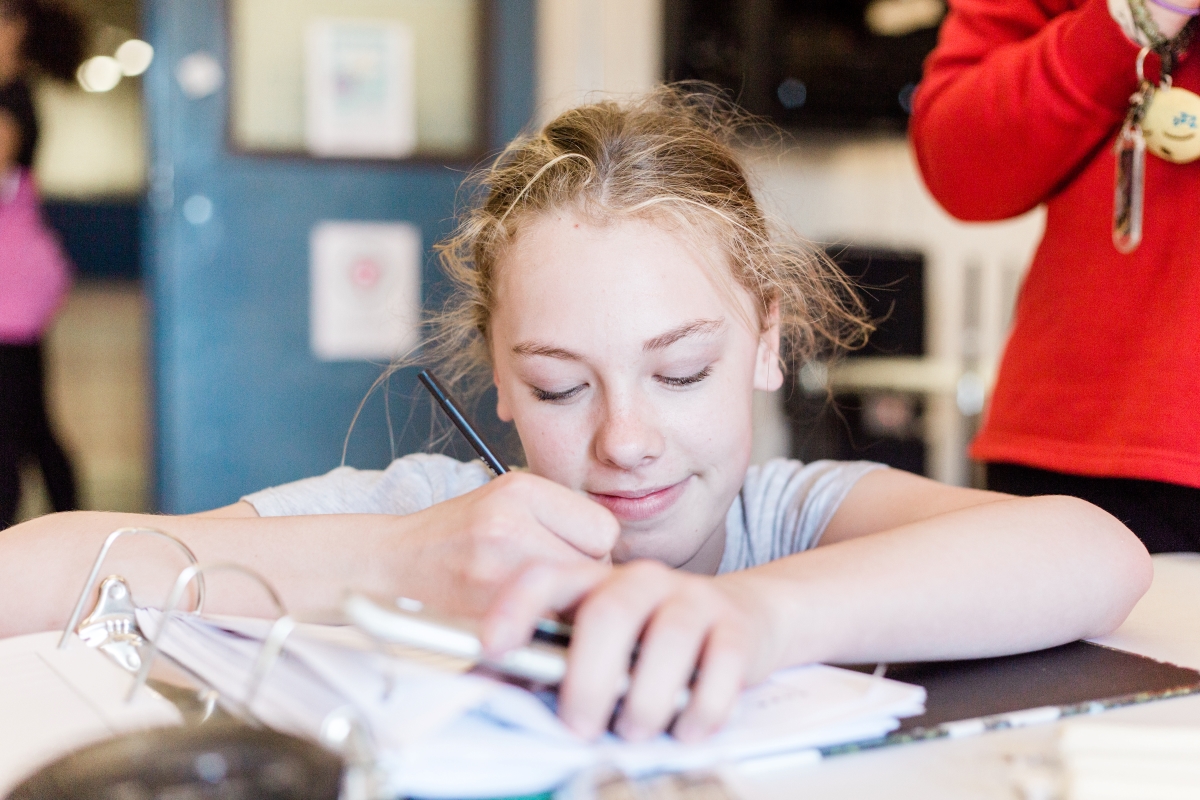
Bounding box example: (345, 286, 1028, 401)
(722, 554, 1200, 799)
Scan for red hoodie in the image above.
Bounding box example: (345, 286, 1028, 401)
(911, 0, 1200, 488)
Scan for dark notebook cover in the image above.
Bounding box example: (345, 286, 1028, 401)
(832, 641, 1200, 753)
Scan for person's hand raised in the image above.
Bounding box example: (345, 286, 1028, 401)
(397, 472, 619, 616)
(1146, 0, 1200, 39)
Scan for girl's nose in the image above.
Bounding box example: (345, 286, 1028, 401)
(594, 399, 665, 470)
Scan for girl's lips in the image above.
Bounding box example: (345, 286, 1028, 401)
(587, 478, 689, 522)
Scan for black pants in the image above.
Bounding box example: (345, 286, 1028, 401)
(0, 342, 78, 528)
(986, 462, 1200, 554)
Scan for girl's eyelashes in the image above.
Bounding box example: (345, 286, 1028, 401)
(528, 365, 712, 402)
(531, 383, 586, 402)
(656, 365, 713, 388)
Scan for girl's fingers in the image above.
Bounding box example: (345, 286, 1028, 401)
(501, 473, 620, 558)
(482, 559, 755, 742)
(614, 591, 711, 741)
(480, 560, 609, 655)
(558, 561, 678, 738)
(671, 621, 749, 742)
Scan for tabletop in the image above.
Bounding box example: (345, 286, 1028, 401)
(720, 553, 1200, 799)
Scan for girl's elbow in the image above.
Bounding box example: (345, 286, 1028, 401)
(1057, 496, 1153, 636)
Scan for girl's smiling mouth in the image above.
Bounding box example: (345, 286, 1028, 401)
(587, 478, 691, 522)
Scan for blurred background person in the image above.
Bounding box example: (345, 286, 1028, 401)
(0, 0, 85, 528)
(911, 0, 1200, 552)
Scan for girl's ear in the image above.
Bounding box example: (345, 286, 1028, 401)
(494, 369, 514, 422)
(754, 302, 784, 392)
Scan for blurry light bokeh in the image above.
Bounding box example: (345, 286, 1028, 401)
(77, 56, 123, 93)
(864, 0, 946, 37)
(116, 40, 154, 76)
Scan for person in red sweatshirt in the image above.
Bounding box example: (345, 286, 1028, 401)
(911, 0, 1200, 552)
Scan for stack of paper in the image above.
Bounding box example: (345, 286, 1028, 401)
(137, 611, 925, 799)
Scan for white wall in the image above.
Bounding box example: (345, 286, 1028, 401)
(536, 0, 664, 123)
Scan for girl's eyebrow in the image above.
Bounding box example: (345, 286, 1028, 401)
(511, 342, 581, 360)
(642, 318, 724, 352)
(511, 318, 724, 361)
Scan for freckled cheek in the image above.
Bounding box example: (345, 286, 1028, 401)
(514, 409, 593, 485)
(672, 382, 754, 466)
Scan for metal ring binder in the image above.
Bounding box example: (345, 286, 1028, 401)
(319, 706, 382, 800)
(128, 561, 290, 713)
(49, 535, 392, 797)
(59, 527, 207, 651)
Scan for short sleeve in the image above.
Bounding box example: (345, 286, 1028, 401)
(242, 453, 492, 517)
(718, 459, 886, 573)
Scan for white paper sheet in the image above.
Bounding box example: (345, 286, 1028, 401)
(137, 611, 924, 798)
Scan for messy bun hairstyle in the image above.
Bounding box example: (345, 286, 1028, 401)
(422, 84, 870, 402)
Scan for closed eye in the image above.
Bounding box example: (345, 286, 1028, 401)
(531, 384, 585, 402)
(656, 365, 712, 388)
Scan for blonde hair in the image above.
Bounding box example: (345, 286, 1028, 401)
(423, 84, 870, 400)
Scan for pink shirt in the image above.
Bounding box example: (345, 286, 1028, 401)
(0, 169, 71, 343)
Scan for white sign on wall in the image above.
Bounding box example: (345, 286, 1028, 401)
(304, 18, 417, 158)
(310, 221, 422, 362)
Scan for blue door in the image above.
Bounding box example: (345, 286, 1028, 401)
(143, 0, 534, 512)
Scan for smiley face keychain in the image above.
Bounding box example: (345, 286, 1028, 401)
(1142, 82, 1200, 163)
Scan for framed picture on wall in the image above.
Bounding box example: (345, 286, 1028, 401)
(304, 19, 418, 159)
(229, 0, 485, 161)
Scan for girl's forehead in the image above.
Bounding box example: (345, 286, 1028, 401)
(498, 212, 723, 293)
(491, 212, 758, 343)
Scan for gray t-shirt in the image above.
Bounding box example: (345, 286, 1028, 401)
(243, 455, 885, 573)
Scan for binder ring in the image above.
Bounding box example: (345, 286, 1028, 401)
(127, 562, 290, 713)
(59, 527, 206, 650)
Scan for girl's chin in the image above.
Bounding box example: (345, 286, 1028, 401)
(611, 531, 692, 567)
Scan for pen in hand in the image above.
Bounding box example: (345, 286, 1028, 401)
(417, 369, 509, 477)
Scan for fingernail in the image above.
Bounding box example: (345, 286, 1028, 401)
(482, 620, 514, 656)
(615, 717, 651, 742)
(671, 718, 710, 743)
(562, 709, 603, 741)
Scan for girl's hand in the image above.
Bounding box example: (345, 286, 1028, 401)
(481, 559, 779, 743)
(400, 472, 620, 615)
(1147, 0, 1200, 39)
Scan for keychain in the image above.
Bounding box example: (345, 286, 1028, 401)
(1114, 48, 1154, 253)
(1142, 78, 1200, 163)
(1114, 5, 1199, 252)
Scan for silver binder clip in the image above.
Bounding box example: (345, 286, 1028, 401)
(59, 527, 206, 673)
(76, 575, 144, 672)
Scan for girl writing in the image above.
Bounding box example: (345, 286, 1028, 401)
(0, 87, 1151, 743)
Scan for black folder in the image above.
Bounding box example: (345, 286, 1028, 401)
(832, 641, 1200, 753)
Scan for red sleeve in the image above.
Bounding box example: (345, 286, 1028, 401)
(910, 0, 1144, 221)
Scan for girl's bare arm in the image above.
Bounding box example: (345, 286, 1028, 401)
(0, 472, 618, 639)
